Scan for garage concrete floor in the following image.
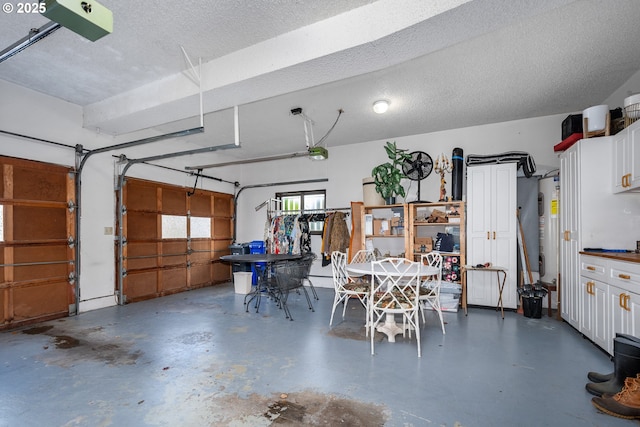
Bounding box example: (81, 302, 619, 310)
(0, 283, 628, 426)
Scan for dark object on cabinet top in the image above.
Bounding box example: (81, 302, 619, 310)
(465, 151, 536, 178)
(562, 114, 583, 141)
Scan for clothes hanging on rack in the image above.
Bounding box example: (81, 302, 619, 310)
(320, 211, 350, 265)
(263, 209, 349, 261)
(266, 214, 315, 255)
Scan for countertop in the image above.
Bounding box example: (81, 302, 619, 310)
(579, 251, 640, 264)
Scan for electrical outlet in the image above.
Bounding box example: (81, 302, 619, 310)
(104, 227, 113, 235)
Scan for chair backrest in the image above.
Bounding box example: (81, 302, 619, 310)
(273, 260, 307, 292)
(330, 251, 349, 291)
(420, 252, 443, 290)
(300, 252, 316, 279)
(350, 249, 376, 264)
(370, 258, 421, 311)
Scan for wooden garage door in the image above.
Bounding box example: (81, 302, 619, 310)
(120, 178, 233, 303)
(1, 157, 75, 330)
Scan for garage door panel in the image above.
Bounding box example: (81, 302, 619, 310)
(213, 218, 232, 239)
(191, 240, 212, 262)
(124, 271, 157, 300)
(126, 181, 157, 211)
(190, 194, 211, 216)
(213, 239, 231, 260)
(0, 289, 5, 323)
(13, 166, 67, 202)
(161, 268, 186, 291)
(212, 261, 231, 283)
(162, 188, 186, 215)
(12, 206, 67, 241)
(13, 245, 69, 281)
(214, 195, 232, 217)
(122, 178, 233, 304)
(162, 241, 187, 266)
(1, 157, 75, 330)
(12, 281, 69, 320)
(191, 264, 211, 286)
(127, 212, 158, 240)
(126, 242, 158, 270)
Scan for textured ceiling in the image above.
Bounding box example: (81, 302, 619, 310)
(1, 0, 640, 169)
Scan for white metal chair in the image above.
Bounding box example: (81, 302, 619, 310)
(419, 252, 446, 334)
(329, 251, 369, 326)
(369, 258, 422, 357)
(350, 249, 376, 264)
(347, 249, 376, 285)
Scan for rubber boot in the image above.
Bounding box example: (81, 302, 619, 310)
(586, 337, 640, 397)
(592, 374, 640, 419)
(588, 334, 640, 382)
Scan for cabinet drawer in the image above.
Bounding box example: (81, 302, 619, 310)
(609, 260, 640, 294)
(580, 255, 608, 280)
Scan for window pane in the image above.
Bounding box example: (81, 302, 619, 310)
(190, 217, 211, 238)
(304, 194, 324, 211)
(161, 215, 187, 238)
(276, 190, 326, 234)
(281, 196, 301, 212)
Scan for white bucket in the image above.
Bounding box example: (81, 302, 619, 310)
(363, 177, 384, 206)
(582, 104, 608, 132)
(233, 272, 253, 294)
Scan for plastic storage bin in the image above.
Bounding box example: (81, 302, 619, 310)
(248, 240, 266, 285)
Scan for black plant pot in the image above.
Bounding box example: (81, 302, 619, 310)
(384, 196, 396, 205)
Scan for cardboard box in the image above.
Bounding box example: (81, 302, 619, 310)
(390, 216, 403, 227)
(415, 237, 433, 246)
(373, 218, 390, 235)
(414, 237, 433, 253)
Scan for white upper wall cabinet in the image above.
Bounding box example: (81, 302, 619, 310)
(613, 119, 640, 193)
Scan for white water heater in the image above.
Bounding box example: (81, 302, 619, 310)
(538, 175, 560, 308)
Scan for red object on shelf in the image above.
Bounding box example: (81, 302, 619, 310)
(554, 132, 583, 152)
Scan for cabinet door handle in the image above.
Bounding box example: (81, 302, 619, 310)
(620, 293, 625, 309)
(493, 231, 496, 240)
(626, 173, 632, 188)
(587, 281, 594, 295)
(564, 230, 570, 241)
(586, 266, 596, 271)
(619, 274, 631, 280)
(624, 294, 631, 311)
(487, 231, 490, 240)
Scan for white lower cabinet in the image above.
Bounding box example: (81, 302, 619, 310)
(579, 255, 640, 355)
(579, 256, 609, 351)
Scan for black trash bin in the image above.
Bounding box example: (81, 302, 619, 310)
(522, 295, 543, 318)
(518, 284, 547, 319)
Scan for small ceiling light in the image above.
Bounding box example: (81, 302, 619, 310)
(373, 100, 389, 114)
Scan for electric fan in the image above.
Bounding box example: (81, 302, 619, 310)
(402, 151, 433, 203)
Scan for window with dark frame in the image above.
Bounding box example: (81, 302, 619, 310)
(276, 189, 326, 234)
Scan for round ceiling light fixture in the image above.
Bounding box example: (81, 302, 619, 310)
(373, 100, 389, 114)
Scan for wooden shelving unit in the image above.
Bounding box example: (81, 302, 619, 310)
(408, 201, 465, 284)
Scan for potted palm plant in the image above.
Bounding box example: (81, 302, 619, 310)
(371, 141, 412, 204)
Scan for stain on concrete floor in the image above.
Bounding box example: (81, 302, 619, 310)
(327, 322, 384, 342)
(21, 324, 142, 367)
(215, 390, 387, 426)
